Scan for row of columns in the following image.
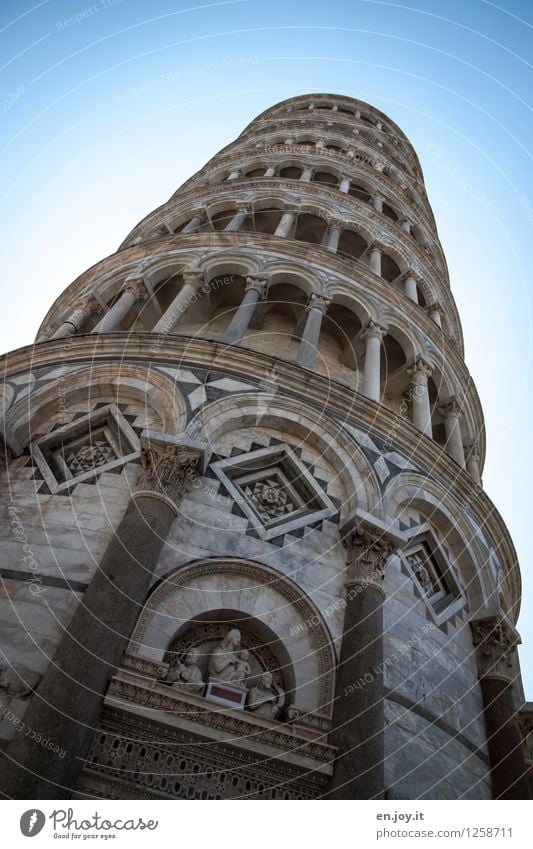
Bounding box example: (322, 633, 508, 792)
(226, 162, 397, 211)
(48, 281, 472, 475)
(0, 431, 208, 798)
(327, 514, 530, 799)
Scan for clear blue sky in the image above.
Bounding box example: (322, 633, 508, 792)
(1, 0, 532, 691)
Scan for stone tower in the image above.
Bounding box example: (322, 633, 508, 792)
(0, 94, 531, 801)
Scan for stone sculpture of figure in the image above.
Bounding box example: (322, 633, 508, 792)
(234, 649, 251, 685)
(165, 648, 204, 695)
(208, 628, 243, 683)
(416, 565, 433, 594)
(247, 671, 284, 719)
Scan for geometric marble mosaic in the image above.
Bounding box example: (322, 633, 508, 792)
(211, 443, 337, 541)
(30, 403, 140, 494)
(401, 527, 468, 631)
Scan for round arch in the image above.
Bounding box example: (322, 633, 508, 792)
(128, 557, 338, 717)
(5, 362, 188, 454)
(186, 392, 382, 518)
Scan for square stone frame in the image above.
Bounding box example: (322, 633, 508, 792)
(401, 522, 467, 627)
(211, 444, 338, 541)
(30, 403, 140, 494)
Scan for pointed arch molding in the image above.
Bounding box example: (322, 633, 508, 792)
(129, 557, 337, 716)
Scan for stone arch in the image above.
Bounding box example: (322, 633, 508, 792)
(186, 392, 382, 518)
(383, 473, 491, 614)
(5, 363, 187, 454)
(128, 557, 338, 717)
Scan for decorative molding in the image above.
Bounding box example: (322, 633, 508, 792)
(138, 430, 207, 505)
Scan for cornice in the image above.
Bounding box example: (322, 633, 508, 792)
(0, 332, 518, 617)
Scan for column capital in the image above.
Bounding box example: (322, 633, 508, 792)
(464, 439, 481, 462)
(182, 270, 205, 289)
(122, 278, 148, 300)
(341, 510, 407, 594)
(471, 615, 520, 682)
(407, 356, 433, 381)
(400, 268, 421, 283)
(138, 431, 209, 507)
(74, 294, 103, 316)
(245, 276, 268, 297)
(361, 319, 387, 342)
(306, 293, 330, 314)
(425, 301, 443, 316)
(438, 396, 463, 419)
(369, 240, 387, 253)
(236, 202, 252, 215)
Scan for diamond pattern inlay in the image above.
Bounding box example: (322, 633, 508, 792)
(244, 477, 296, 522)
(64, 436, 117, 476)
(210, 443, 337, 541)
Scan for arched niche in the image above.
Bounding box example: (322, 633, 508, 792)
(128, 558, 337, 717)
(5, 363, 188, 454)
(186, 392, 382, 518)
(383, 473, 491, 615)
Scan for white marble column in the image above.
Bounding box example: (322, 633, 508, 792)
(296, 294, 330, 369)
(92, 280, 147, 334)
(400, 217, 412, 234)
(325, 220, 342, 252)
(225, 205, 250, 232)
(368, 242, 383, 276)
(401, 270, 419, 304)
(227, 168, 242, 181)
(465, 440, 482, 484)
(407, 357, 433, 437)
(51, 295, 103, 339)
(439, 398, 465, 466)
(339, 176, 351, 193)
(152, 271, 204, 334)
(264, 164, 276, 177)
(274, 207, 296, 238)
(300, 166, 314, 182)
(223, 277, 268, 344)
(372, 194, 384, 212)
(182, 211, 207, 234)
(361, 321, 387, 402)
(426, 302, 443, 327)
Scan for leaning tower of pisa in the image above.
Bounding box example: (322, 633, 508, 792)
(0, 94, 531, 801)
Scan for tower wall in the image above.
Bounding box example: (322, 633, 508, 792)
(0, 94, 528, 800)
